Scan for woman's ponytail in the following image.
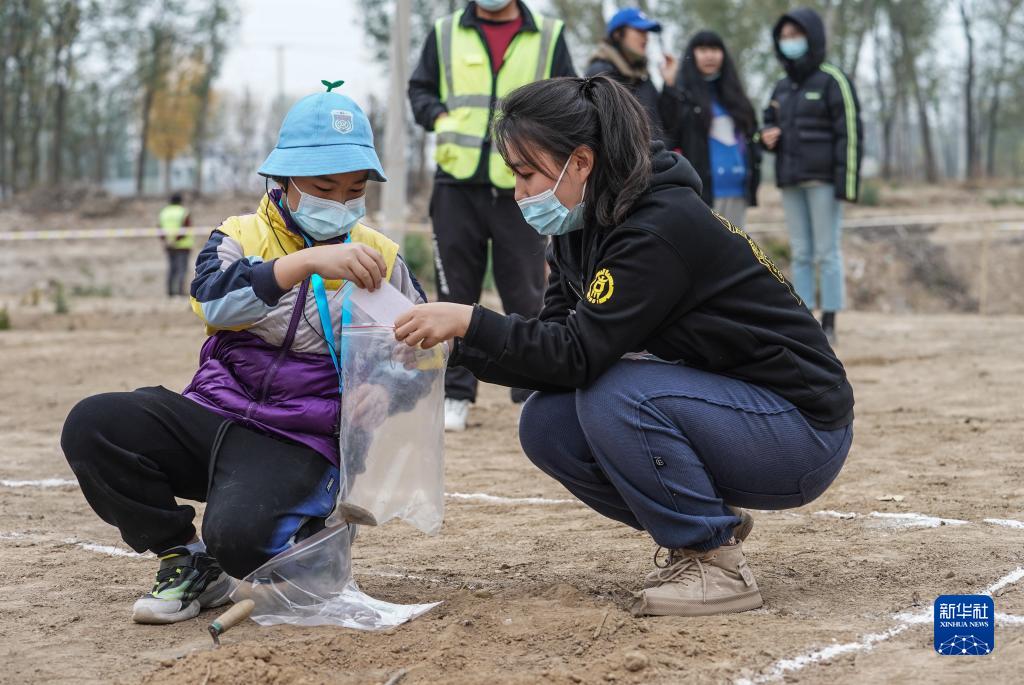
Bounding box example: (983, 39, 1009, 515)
(493, 75, 653, 229)
(583, 76, 651, 227)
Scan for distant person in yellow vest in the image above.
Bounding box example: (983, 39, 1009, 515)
(159, 193, 194, 297)
(408, 0, 576, 432)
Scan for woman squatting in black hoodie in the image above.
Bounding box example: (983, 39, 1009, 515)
(394, 76, 854, 617)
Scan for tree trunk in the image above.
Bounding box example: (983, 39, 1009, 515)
(192, 79, 211, 198)
(136, 85, 155, 195)
(910, 72, 938, 183)
(959, 1, 978, 179)
(872, 25, 895, 180)
(136, 26, 167, 196)
(984, 2, 1021, 177)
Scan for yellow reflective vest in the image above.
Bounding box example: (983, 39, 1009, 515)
(434, 9, 563, 189)
(159, 204, 193, 249)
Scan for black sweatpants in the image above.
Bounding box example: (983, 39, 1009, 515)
(60, 386, 339, 578)
(430, 182, 546, 403)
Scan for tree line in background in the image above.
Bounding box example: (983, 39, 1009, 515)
(363, 0, 1024, 191)
(0, 0, 236, 200)
(2, 0, 1023, 202)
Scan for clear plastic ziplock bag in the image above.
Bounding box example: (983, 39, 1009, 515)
(332, 323, 447, 534)
(229, 282, 447, 629)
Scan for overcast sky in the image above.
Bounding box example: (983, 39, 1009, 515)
(217, 0, 388, 108)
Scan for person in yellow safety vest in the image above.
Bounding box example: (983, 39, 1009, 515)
(408, 0, 576, 432)
(159, 192, 194, 297)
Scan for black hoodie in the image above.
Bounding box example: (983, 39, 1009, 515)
(453, 144, 854, 430)
(762, 8, 863, 201)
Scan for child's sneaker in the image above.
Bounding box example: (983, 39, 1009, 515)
(131, 546, 233, 624)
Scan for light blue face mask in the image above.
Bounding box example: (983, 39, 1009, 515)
(288, 181, 365, 241)
(517, 158, 586, 237)
(475, 0, 513, 11)
(779, 36, 809, 60)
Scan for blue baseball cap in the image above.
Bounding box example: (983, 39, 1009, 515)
(258, 80, 387, 182)
(607, 8, 662, 35)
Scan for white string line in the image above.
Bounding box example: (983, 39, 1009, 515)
(736, 566, 1024, 685)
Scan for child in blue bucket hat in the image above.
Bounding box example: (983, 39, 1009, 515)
(60, 81, 428, 625)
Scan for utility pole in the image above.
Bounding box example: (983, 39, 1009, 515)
(381, 0, 411, 247)
(275, 44, 285, 102)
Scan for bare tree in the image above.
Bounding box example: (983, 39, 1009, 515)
(959, 0, 979, 179)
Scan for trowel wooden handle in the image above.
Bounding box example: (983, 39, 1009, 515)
(211, 599, 254, 633)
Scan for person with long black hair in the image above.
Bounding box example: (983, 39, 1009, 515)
(393, 76, 854, 617)
(663, 31, 760, 227)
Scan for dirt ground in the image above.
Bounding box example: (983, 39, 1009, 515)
(1, 295, 1023, 684)
(1, 190, 1023, 684)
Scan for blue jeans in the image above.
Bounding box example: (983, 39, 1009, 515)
(781, 184, 845, 311)
(519, 360, 852, 551)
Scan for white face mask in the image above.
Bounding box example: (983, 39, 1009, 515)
(288, 181, 366, 241)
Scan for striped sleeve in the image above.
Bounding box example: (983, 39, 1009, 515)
(189, 230, 287, 329)
(820, 64, 862, 202)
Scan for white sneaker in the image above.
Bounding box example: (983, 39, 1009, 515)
(444, 398, 470, 432)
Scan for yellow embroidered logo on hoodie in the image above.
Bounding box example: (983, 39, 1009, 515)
(587, 269, 614, 304)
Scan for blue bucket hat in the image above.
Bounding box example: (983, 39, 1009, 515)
(258, 80, 387, 182)
(607, 8, 662, 35)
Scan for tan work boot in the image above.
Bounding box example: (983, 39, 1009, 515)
(632, 541, 763, 617)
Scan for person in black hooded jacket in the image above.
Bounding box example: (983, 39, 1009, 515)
(663, 30, 761, 227)
(761, 7, 863, 344)
(393, 76, 854, 618)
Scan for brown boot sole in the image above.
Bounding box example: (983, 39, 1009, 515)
(630, 588, 764, 617)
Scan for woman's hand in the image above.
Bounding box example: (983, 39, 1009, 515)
(761, 127, 782, 150)
(660, 54, 678, 88)
(348, 383, 390, 430)
(274, 244, 387, 291)
(394, 303, 473, 349)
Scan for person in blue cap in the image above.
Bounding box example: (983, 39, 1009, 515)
(60, 81, 428, 625)
(586, 7, 677, 139)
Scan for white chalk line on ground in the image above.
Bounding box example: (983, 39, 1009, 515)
(985, 518, 1024, 529)
(0, 478, 78, 488)
(814, 510, 970, 528)
(1, 530, 153, 558)
(7, 478, 1022, 531)
(446, 492, 577, 506)
(736, 566, 1024, 685)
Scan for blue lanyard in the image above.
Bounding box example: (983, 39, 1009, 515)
(302, 234, 351, 396)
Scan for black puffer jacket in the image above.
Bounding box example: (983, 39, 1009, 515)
(763, 7, 863, 201)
